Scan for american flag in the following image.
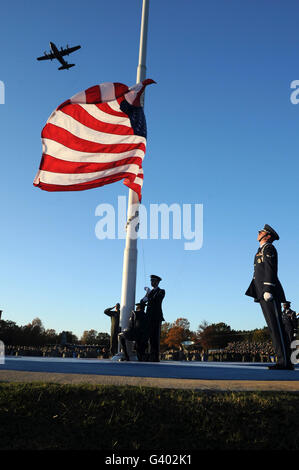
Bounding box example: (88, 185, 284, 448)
(33, 79, 155, 201)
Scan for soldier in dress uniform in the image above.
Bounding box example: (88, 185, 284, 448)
(118, 301, 149, 361)
(245, 224, 294, 370)
(143, 275, 165, 362)
(104, 303, 120, 357)
(282, 301, 298, 344)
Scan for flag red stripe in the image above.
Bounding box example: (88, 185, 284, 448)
(123, 179, 143, 196)
(113, 83, 129, 98)
(34, 171, 141, 199)
(60, 104, 134, 135)
(57, 99, 71, 111)
(85, 85, 101, 103)
(42, 124, 146, 154)
(40, 154, 143, 174)
(96, 101, 127, 118)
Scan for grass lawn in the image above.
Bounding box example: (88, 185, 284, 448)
(0, 382, 298, 450)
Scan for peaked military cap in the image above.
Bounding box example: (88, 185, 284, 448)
(282, 301, 291, 306)
(261, 224, 280, 241)
(150, 274, 162, 282)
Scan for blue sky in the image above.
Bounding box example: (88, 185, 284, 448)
(1, 0, 299, 339)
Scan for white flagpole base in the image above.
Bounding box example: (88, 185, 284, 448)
(111, 352, 138, 362)
(111, 352, 125, 361)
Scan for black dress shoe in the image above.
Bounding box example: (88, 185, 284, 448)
(268, 364, 294, 370)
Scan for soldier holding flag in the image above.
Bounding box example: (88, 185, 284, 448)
(118, 301, 149, 361)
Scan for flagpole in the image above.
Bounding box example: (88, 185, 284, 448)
(112, 0, 150, 360)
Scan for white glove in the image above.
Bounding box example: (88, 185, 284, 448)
(144, 287, 151, 294)
(263, 292, 273, 302)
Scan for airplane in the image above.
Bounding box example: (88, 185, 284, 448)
(37, 42, 81, 70)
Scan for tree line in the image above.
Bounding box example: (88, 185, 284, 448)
(0, 318, 110, 349)
(160, 318, 270, 351)
(0, 316, 270, 351)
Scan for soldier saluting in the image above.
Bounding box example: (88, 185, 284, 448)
(104, 303, 120, 357)
(245, 224, 294, 370)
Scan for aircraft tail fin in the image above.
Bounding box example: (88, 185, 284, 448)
(58, 63, 75, 70)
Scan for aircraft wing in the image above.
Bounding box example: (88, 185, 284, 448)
(59, 45, 81, 56)
(37, 53, 56, 61)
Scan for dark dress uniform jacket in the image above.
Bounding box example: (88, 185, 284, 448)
(245, 242, 286, 302)
(282, 308, 298, 331)
(146, 287, 165, 323)
(104, 308, 120, 337)
(125, 309, 149, 341)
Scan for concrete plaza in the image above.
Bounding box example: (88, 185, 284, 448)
(1, 356, 299, 391)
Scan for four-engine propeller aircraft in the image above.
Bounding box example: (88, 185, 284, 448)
(37, 42, 81, 70)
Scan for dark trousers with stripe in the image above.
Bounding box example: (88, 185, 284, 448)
(149, 320, 162, 362)
(111, 333, 119, 357)
(260, 298, 291, 366)
(283, 323, 294, 345)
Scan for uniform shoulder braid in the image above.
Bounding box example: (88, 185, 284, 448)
(263, 243, 277, 254)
